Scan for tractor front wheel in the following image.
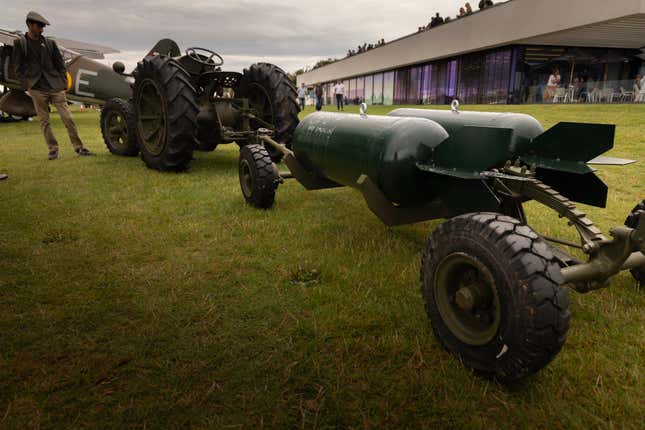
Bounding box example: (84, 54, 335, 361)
(239, 144, 278, 209)
(133, 55, 199, 171)
(100, 98, 139, 156)
(625, 199, 645, 287)
(420, 213, 570, 382)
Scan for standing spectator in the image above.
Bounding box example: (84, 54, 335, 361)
(634, 74, 642, 92)
(543, 67, 561, 102)
(479, 0, 494, 9)
(458, 7, 466, 17)
(465, 2, 473, 14)
(12, 11, 93, 160)
(430, 13, 444, 27)
(636, 74, 645, 102)
(297, 84, 307, 111)
(333, 81, 345, 111)
(314, 84, 323, 111)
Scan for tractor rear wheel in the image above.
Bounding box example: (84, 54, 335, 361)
(100, 98, 139, 156)
(240, 63, 299, 163)
(625, 199, 645, 287)
(420, 213, 570, 382)
(239, 144, 278, 209)
(133, 55, 199, 171)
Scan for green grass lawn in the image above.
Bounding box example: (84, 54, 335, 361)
(0, 103, 644, 429)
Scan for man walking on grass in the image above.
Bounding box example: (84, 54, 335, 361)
(12, 11, 93, 160)
(333, 81, 345, 111)
(297, 84, 307, 111)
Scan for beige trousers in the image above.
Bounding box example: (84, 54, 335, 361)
(30, 90, 84, 152)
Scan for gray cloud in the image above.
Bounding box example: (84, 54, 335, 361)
(3, 0, 476, 71)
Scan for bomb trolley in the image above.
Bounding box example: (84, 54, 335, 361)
(238, 104, 645, 382)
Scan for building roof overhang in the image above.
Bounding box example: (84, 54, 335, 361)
(298, 0, 645, 85)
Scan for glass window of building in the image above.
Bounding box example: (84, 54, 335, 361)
(364, 75, 374, 104)
(373, 73, 384, 104)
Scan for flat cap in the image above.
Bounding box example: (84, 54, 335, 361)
(26, 11, 50, 26)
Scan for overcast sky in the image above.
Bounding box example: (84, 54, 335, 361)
(3, 0, 488, 72)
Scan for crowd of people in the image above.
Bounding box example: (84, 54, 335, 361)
(346, 39, 386, 58)
(337, 2, 501, 62)
(540, 66, 645, 103)
(418, 1, 495, 32)
(296, 80, 352, 113)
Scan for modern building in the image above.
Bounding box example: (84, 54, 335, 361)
(297, 0, 645, 105)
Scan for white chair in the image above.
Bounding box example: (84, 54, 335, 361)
(620, 87, 634, 103)
(587, 88, 600, 103)
(552, 87, 567, 103)
(564, 86, 578, 103)
(601, 87, 619, 103)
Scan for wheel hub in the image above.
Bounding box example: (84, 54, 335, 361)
(136, 79, 166, 156)
(434, 253, 501, 346)
(240, 158, 254, 197)
(106, 111, 127, 148)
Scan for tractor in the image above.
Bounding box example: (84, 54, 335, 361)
(100, 39, 299, 171)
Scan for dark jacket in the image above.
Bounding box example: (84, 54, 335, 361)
(12, 35, 67, 92)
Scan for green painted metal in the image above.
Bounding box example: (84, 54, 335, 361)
(433, 252, 502, 346)
(388, 108, 615, 208)
(529, 122, 615, 163)
(292, 112, 449, 207)
(388, 108, 544, 160)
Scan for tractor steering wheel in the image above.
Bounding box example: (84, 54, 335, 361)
(185, 47, 224, 67)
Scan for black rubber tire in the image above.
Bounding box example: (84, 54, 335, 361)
(100, 98, 139, 156)
(238, 144, 278, 209)
(133, 55, 198, 171)
(420, 213, 570, 382)
(240, 63, 300, 163)
(625, 199, 645, 287)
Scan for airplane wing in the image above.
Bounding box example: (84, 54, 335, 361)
(0, 28, 20, 46)
(0, 28, 119, 60)
(51, 38, 120, 59)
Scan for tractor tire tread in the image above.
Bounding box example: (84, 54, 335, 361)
(134, 55, 198, 171)
(241, 63, 299, 162)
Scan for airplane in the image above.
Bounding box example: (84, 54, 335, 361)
(0, 28, 133, 121)
(0, 31, 184, 156)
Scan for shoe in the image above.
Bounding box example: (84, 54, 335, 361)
(76, 147, 94, 156)
(0, 174, 8, 181)
(48, 150, 59, 160)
